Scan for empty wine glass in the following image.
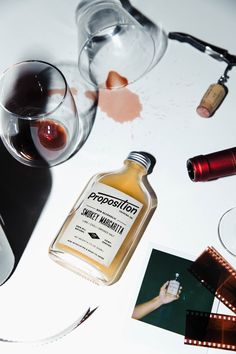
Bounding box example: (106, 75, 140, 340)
(76, 0, 167, 89)
(0, 60, 86, 167)
(218, 207, 236, 256)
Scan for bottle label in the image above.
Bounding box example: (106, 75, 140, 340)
(166, 280, 180, 296)
(58, 182, 143, 266)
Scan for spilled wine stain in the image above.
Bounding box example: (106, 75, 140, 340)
(48, 73, 142, 123)
(105, 70, 128, 89)
(86, 71, 142, 123)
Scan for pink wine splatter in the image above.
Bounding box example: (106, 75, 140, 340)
(86, 71, 142, 123)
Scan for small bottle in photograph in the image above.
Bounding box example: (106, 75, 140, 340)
(166, 273, 181, 296)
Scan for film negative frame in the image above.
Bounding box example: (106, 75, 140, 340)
(185, 310, 236, 351)
(185, 246, 236, 351)
(189, 246, 236, 313)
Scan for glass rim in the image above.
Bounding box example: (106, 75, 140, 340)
(217, 206, 236, 257)
(0, 59, 68, 120)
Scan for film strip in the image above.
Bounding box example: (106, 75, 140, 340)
(189, 246, 236, 313)
(185, 246, 236, 351)
(185, 310, 236, 351)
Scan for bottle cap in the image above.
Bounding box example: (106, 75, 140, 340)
(127, 151, 153, 172)
(187, 147, 236, 182)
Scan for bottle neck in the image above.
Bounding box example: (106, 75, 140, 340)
(124, 160, 148, 177)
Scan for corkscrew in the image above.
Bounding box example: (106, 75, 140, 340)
(218, 63, 233, 85)
(168, 32, 236, 117)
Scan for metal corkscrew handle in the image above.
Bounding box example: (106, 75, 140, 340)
(168, 32, 236, 65)
(168, 32, 236, 117)
(218, 64, 233, 84)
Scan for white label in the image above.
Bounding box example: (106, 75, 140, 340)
(59, 182, 143, 266)
(166, 280, 180, 296)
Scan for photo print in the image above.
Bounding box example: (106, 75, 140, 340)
(132, 247, 216, 336)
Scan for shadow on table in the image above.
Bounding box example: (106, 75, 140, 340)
(0, 140, 52, 281)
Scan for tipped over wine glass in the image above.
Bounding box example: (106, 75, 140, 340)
(76, 0, 167, 89)
(0, 60, 86, 167)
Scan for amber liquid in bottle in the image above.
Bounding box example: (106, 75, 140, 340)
(49, 151, 157, 285)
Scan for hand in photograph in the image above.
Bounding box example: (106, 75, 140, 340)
(132, 281, 181, 320)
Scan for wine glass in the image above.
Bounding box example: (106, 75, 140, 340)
(0, 60, 86, 167)
(218, 207, 236, 256)
(75, 0, 167, 89)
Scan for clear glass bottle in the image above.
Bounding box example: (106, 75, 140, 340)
(166, 273, 180, 296)
(49, 151, 157, 285)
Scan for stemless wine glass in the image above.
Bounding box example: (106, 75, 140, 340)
(0, 60, 86, 167)
(75, 0, 167, 89)
(218, 207, 236, 256)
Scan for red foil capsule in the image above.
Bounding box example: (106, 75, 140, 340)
(187, 147, 236, 182)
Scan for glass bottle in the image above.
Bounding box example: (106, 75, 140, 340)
(49, 151, 157, 285)
(166, 273, 180, 296)
(187, 147, 236, 182)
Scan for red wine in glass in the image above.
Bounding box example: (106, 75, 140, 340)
(9, 118, 68, 166)
(36, 119, 67, 151)
(0, 62, 79, 167)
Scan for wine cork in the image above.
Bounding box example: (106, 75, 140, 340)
(196, 83, 227, 118)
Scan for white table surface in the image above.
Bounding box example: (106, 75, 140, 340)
(0, 0, 236, 353)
